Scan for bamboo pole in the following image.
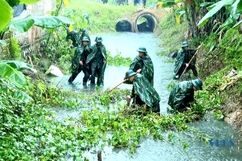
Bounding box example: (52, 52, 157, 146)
(109, 79, 128, 92)
(180, 43, 203, 79)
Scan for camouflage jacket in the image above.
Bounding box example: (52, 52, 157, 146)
(86, 44, 107, 85)
(71, 45, 91, 73)
(66, 29, 91, 47)
(86, 44, 107, 64)
(66, 30, 79, 47)
(129, 54, 154, 85)
(132, 73, 160, 107)
(168, 80, 194, 110)
(174, 48, 197, 75)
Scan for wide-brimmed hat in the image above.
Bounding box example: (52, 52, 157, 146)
(137, 47, 147, 53)
(124, 70, 137, 79)
(182, 41, 189, 48)
(81, 36, 89, 42)
(95, 36, 103, 42)
(191, 79, 203, 90)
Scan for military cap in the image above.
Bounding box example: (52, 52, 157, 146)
(137, 47, 147, 53)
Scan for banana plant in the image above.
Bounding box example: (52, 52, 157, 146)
(198, 0, 242, 29)
(0, 0, 13, 33)
(10, 15, 74, 32)
(0, 60, 35, 103)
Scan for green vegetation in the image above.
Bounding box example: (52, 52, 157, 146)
(157, 13, 187, 53)
(9, 37, 22, 60)
(107, 52, 133, 66)
(65, 0, 138, 33)
(160, 12, 242, 121)
(0, 77, 208, 160)
(1, 0, 242, 160)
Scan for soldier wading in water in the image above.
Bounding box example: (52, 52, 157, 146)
(68, 36, 91, 85)
(124, 70, 160, 113)
(129, 47, 154, 85)
(86, 37, 107, 86)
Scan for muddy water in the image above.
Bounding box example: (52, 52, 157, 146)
(53, 33, 242, 160)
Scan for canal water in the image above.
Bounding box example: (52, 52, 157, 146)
(52, 32, 242, 161)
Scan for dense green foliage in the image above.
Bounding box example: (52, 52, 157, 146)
(1, 0, 242, 160)
(9, 37, 22, 59)
(0, 79, 207, 160)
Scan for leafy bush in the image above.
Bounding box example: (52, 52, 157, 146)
(9, 37, 22, 60)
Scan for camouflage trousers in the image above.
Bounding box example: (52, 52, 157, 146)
(68, 65, 90, 83)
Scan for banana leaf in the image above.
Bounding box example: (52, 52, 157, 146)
(0, 0, 13, 32)
(0, 60, 34, 88)
(231, 0, 242, 14)
(198, 0, 234, 28)
(10, 15, 74, 32)
(0, 79, 33, 103)
(233, 19, 242, 28)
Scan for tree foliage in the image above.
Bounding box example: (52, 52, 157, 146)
(198, 0, 242, 29)
(10, 15, 74, 32)
(0, 60, 34, 103)
(0, 0, 13, 32)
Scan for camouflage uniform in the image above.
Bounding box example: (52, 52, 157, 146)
(68, 37, 91, 84)
(168, 79, 203, 112)
(129, 47, 154, 85)
(174, 41, 197, 79)
(66, 28, 91, 47)
(125, 71, 160, 113)
(86, 37, 107, 86)
(66, 30, 79, 47)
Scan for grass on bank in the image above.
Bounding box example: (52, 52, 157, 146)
(156, 13, 188, 55)
(64, 0, 138, 33)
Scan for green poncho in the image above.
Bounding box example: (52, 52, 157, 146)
(129, 55, 154, 85)
(86, 44, 107, 85)
(168, 81, 194, 110)
(174, 48, 196, 76)
(132, 74, 160, 107)
(71, 46, 91, 73)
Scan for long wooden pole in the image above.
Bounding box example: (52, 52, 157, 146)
(109, 79, 128, 92)
(180, 43, 203, 79)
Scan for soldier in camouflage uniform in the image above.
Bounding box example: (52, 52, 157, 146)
(66, 28, 91, 48)
(124, 70, 160, 113)
(168, 79, 203, 112)
(173, 41, 198, 79)
(86, 37, 107, 86)
(68, 36, 91, 85)
(129, 47, 154, 85)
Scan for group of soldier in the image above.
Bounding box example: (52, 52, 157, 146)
(67, 29, 107, 86)
(67, 29, 203, 114)
(122, 41, 203, 114)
